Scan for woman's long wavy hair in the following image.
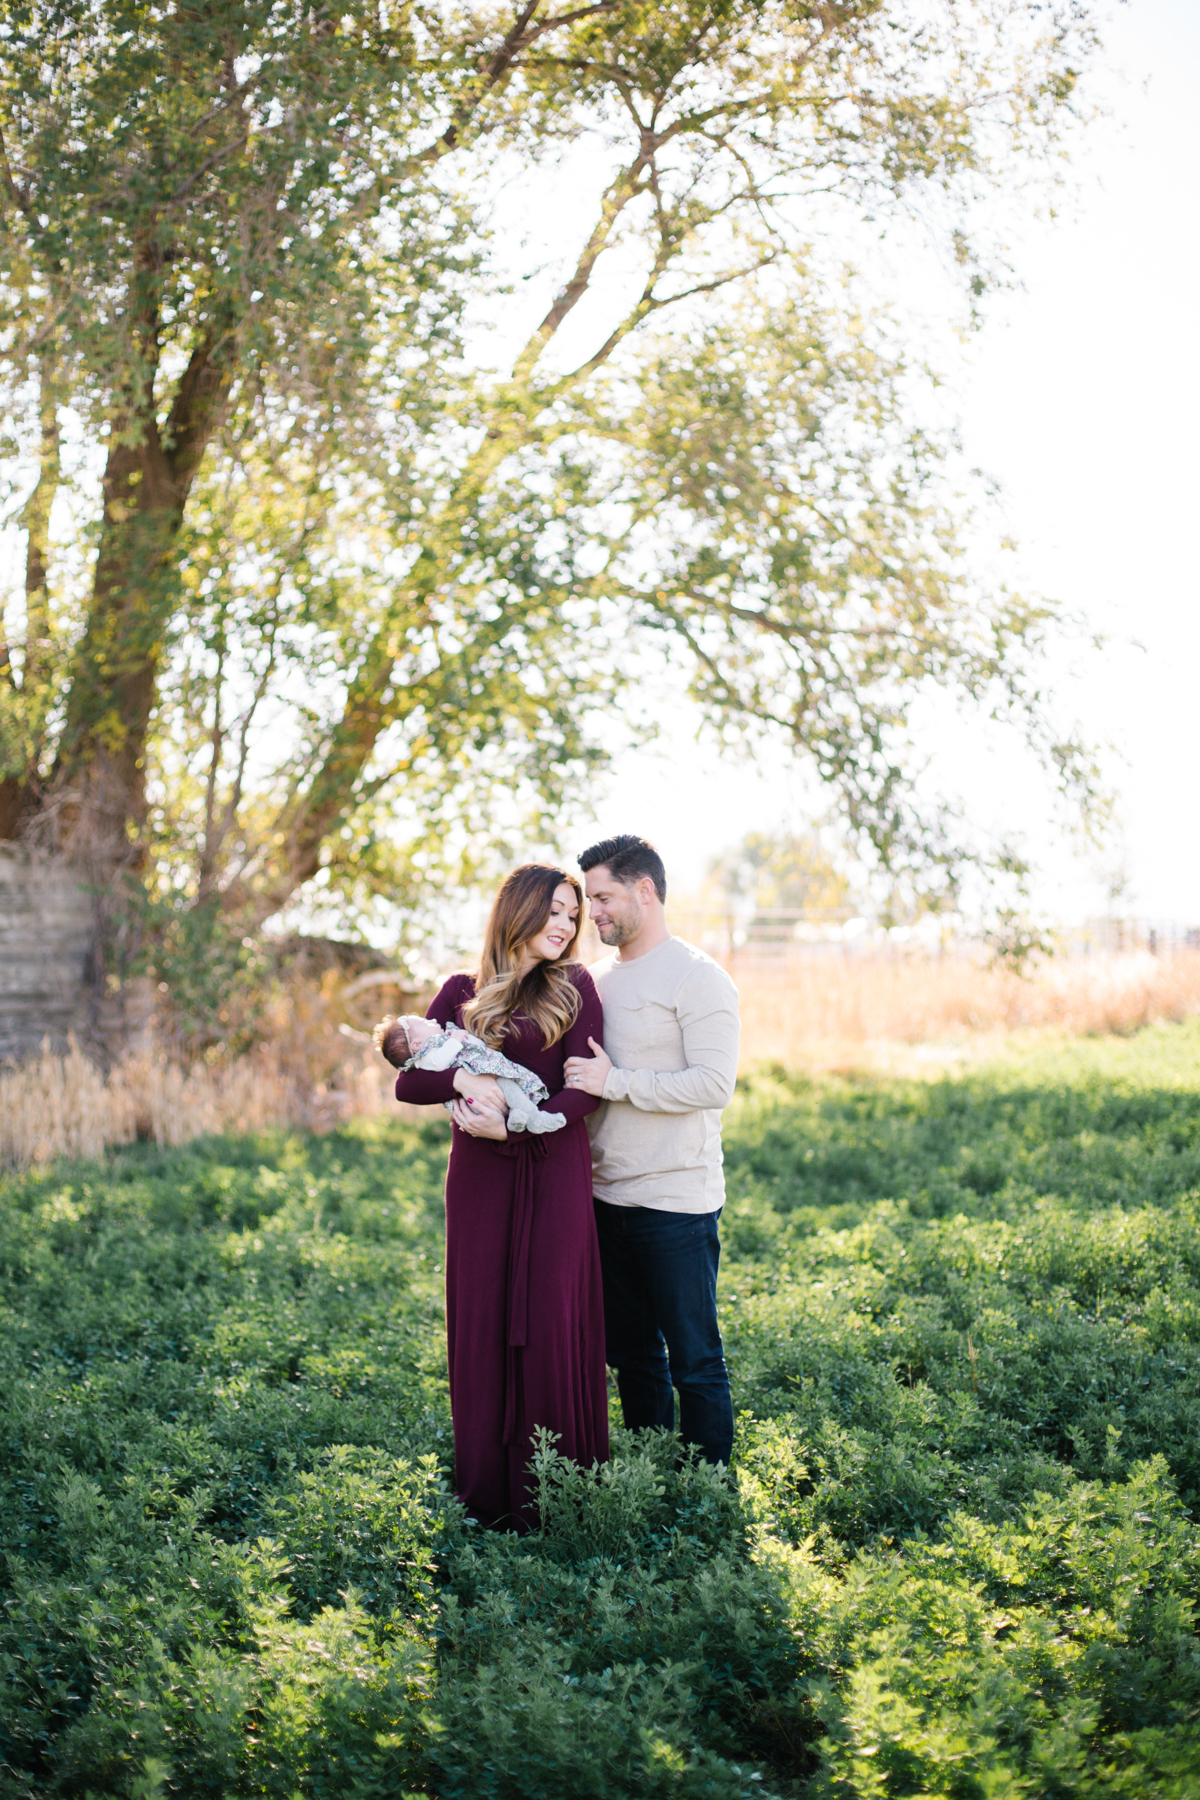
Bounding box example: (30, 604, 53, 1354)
(462, 864, 584, 1050)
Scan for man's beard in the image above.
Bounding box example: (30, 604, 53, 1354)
(597, 914, 638, 947)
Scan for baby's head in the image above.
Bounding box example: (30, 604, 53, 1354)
(372, 1013, 439, 1067)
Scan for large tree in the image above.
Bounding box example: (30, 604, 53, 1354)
(0, 0, 1104, 947)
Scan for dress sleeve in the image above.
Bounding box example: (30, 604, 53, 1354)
(538, 966, 605, 1124)
(393, 974, 471, 1107)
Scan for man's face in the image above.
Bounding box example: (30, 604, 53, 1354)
(584, 867, 645, 947)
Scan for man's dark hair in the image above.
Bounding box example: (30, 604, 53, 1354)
(577, 834, 667, 903)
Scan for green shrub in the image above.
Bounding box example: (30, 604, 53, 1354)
(429, 1431, 812, 1796)
(259, 1445, 445, 1621)
(3, 1023, 1200, 1795)
(796, 1457, 1200, 1798)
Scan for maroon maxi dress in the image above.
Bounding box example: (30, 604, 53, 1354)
(394, 964, 609, 1529)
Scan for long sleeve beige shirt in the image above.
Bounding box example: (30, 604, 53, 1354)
(586, 936, 740, 1213)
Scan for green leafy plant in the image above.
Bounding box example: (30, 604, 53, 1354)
(3, 1022, 1200, 1794)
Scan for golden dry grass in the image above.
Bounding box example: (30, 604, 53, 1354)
(4, 950, 1200, 1170)
(0, 970, 409, 1170)
(0, 1037, 401, 1170)
(733, 948, 1200, 1069)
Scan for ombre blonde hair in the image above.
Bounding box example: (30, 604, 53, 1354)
(462, 864, 584, 1050)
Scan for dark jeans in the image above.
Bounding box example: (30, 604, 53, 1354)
(593, 1200, 734, 1466)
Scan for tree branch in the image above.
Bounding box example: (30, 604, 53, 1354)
(165, 131, 250, 208)
(510, 152, 652, 382)
(199, 635, 226, 895)
(401, 1, 617, 177)
(163, 305, 241, 491)
(20, 347, 60, 695)
(0, 120, 28, 212)
(555, 249, 779, 389)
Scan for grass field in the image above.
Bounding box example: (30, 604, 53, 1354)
(3, 1021, 1200, 1796)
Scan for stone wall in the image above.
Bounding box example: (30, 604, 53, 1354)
(0, 847, 94, 1061)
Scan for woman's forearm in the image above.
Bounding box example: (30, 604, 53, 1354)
(393, 1067, 458, 1105)
(540, 1086, 602, 1123)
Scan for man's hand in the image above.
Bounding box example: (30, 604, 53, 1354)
(564, 1037, 612, 1098)
(450, 1097, 508, 1139)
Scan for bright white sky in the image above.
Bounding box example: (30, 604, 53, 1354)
(570, 0, 1200, 923)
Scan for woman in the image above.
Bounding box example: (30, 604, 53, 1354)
(394, 863, 608, 1529)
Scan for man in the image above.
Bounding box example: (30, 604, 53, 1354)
(564, 834, 739, 1465)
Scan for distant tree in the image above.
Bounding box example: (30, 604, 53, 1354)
(708, 830, 852, 918)
(0, 0, 1105, 964)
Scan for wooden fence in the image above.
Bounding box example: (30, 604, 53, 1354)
(662, 903, 1200, 967)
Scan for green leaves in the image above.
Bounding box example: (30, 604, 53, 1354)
(0, 0, 1109, 948)
(5, 1021, 1200, 1792)
(791, 1459, 1200, 1798)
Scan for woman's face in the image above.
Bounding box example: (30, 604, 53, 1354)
(523, 882, 580, 965)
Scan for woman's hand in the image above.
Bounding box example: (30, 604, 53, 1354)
(453, 1068, 507, 1114)
(450, 1097, 508, 1140)
(564, 1037, 612, 1098)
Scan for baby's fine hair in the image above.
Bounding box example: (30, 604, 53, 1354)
(373, 1015, 414, 1068)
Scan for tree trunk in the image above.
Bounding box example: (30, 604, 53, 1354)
(0, 355, 60, 839)
(49, 430, 187, 870)
(49, 311, 238, 875)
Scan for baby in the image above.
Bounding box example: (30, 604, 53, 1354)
(374, 1014, 567, 1135)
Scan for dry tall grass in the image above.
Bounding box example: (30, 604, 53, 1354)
(734, 949, 1200, 1068)
(0, 959, 426, 1169)
(4, 950, 1200, 1171)
(0, 1037, 398, 1170)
